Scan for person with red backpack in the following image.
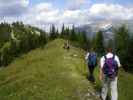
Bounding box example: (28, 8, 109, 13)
(85, 48, 97, 83)
(99, 48, 121, 100)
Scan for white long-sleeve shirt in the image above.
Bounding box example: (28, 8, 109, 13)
(100, 53, 121, 68)
(85, 52, 89, 60)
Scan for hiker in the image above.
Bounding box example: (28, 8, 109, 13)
(63, 40, 70, 50)
(85, 48, 97, 83)
(99, 48, 121, 100)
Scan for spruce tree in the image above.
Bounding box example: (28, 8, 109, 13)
(70, 25, 77, 41)
(49, 24, 57, 40)
(127, 35, 133, 71)
(115, 25, 129, 70)
(61, 24, 65, 38)
(95, 30, 104, 55)
(78, 32, 89, 50)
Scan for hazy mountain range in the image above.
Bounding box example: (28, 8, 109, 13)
(75, 20, 133, 40)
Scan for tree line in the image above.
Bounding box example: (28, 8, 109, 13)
(0, 22, 47, 66)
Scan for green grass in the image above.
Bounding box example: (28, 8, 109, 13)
(0, 38, 132, 100)
(0, 39, 97, 100)
(118, 69, 133, 100)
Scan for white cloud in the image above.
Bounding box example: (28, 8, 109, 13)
(61, 10, 89, 25)
(22, 2, 90, 29)
(89, 3, 133, 20)
(0, 0, 29, 7)
(0, 0, 29, 17)
(71, 0, 87, 5)
(66, 0, 90, 10)
(33, 3, 53, 12)
(23, 3, 61, 25)
(1, 1, 133, 31)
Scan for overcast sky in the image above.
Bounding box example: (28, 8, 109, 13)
(1, 0, 133, 29)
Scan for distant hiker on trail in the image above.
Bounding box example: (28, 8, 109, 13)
(85, 48, 97, 83)
(99, 48, 121, 100)
(63, 40, 70, 50)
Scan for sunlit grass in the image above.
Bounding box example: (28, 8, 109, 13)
(0, 38, 132, 100)
(0, 39, 96, 100)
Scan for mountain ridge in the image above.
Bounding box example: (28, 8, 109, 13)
(0, 39, 99, 100)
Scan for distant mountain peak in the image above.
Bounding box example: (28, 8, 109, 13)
(100, 23, 113, 30)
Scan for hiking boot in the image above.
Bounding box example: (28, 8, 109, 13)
(100, 95, 103, 100)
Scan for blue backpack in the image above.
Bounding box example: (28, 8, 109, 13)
(88, 53, 97, 66)
(103, 55, 118, 79)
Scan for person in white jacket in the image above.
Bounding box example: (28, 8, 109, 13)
(99, 48, 121, 100)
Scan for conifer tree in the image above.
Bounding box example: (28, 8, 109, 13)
(70, 25, 77, 41)
(61, 24, 65, 38)
(95, 30, 104, 55)
(114, 25, 129, 70)
(49, 24, 57, 40)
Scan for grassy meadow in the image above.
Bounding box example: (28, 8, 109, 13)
(0, 39, 132, 100)
(0, 39, 97, 100)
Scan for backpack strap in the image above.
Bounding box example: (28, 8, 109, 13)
(112, 54, 115, 59)
(104, 55, 107, 60)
